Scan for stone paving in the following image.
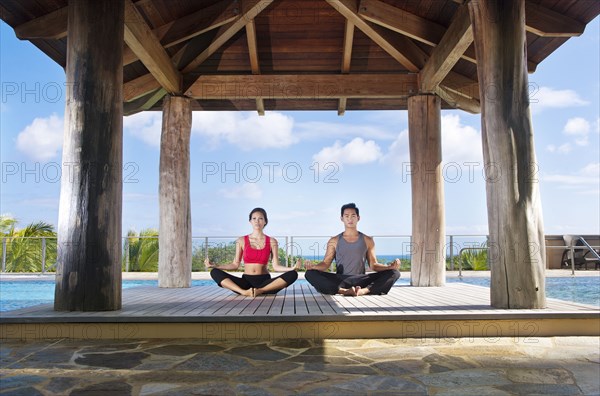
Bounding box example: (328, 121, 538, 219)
(0, 337, 599, 395)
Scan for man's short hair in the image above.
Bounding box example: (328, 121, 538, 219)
(341, 203, 359, 216)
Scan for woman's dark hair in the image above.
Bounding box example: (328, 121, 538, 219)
(249, 207, 268, 227)
(341, 203, 359, 216)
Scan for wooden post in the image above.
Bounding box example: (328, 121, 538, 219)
(408, 94, 446, 287)
(54, 0, 124, 311)
(469, 0, 546, 308)
(158, 96, 192, 288)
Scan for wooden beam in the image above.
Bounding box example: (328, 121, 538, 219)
(358, 0, 446, 46)
(339, 20, 355, 116)
(338, 97, 348, 116)
(14, 6, 68, 40)
(246, 19, 265, 115)
(183, 0, 275, 73)
(185, 74, 418, 99)
(525, 1, 585, 37)
(156, 0, 240, 47)
(341, 20, 355, 73)
(124, 0, 181, 94)
(123, 73, 161, 102)
(124, 88, 167, 116)
(326, 0, 420, 72)
(435, 85, 480, 114)
(420, 5, 472, 92)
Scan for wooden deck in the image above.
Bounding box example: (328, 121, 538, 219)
(1, 283, 598, 340)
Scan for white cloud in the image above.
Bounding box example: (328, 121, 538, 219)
(381, 114, 482, 173)
(123, 111, 162, 147)
(312, 137, 382, 167)
(16, 114, 63, 161)
(124, 111, 297, 151)
(192, 111, 296, 150)
(546, 143, 573, 154)
(542, 163, 599, 194)
(563, 117, 591, 146)
(295, 121, 396, 141)
(530, 86, 588, 113)
(440, 114, 483, 164)
(218, 183, 263, 200)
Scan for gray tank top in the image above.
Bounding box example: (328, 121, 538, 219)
(335, 232, 368, 274)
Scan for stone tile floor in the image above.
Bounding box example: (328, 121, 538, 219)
(0, 337, 598, 395)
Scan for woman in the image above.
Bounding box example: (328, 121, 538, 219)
(206, 208, 298, 297)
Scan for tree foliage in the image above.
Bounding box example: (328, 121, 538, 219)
(0, 215, 57, 272)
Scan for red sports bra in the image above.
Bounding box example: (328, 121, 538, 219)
(243, 235, 271, 265)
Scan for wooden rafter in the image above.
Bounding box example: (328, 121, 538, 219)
(14, 6, 67, 40)
(184, 74, 418, 100)
(525, 1, 585, 37)
(326, 0, 420, 72)
(358, 0, 446, 46)
(182, 0, 275, 73)
(123, 1, 240, 66)
(246, 19, 265, 115)
(420, 5, 472, 92)
(358, 0, 478, 67)
(124, 0, 181, 94)
(339, 19, 355, 116)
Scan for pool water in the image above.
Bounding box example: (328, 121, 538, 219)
(0, 277, 598, 312)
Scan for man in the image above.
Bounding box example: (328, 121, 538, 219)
(304, 203, 400, 296)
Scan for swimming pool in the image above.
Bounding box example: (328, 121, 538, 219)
(0, 277, 598, 312)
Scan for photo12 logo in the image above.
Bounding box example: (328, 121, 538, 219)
(1, 162, 140, 184)
(201, 161, 340, 184)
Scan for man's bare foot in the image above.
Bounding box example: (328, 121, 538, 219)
(339, 287, 358, 296)
(241, 288, 254, 297)
(253, 288, 263, 297)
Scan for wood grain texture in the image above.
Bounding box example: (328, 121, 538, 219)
(55, 0, 124, 311)
(469, 0, 546, 309)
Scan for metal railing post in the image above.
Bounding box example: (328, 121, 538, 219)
(570, 244, 575, 275)
(41, 237, 46, 273)
(449, 235, 454, 271)
(2, 238, 6, 272)
(125, 238, 130, 272)
(285, 236, 289, 267)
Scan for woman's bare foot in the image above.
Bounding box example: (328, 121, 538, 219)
(355, 286, 370, 296)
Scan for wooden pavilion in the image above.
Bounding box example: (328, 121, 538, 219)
(1, 0, 598, 312)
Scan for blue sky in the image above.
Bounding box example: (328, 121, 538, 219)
(1, 18, 599, 250)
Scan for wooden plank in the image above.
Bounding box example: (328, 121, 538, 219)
(338, 19, 354, 115)
(420, 5, 472, 92)
(185, 74, 419, 99)
(124, 0, 181, 94)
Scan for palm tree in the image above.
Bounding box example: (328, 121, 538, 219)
(0, 215, 57, 272)
(124, 228, 159, 272)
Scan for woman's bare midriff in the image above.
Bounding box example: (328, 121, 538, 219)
(244, 263, 270, 275)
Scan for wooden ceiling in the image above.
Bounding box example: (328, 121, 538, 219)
(1, 0, 598, 115)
